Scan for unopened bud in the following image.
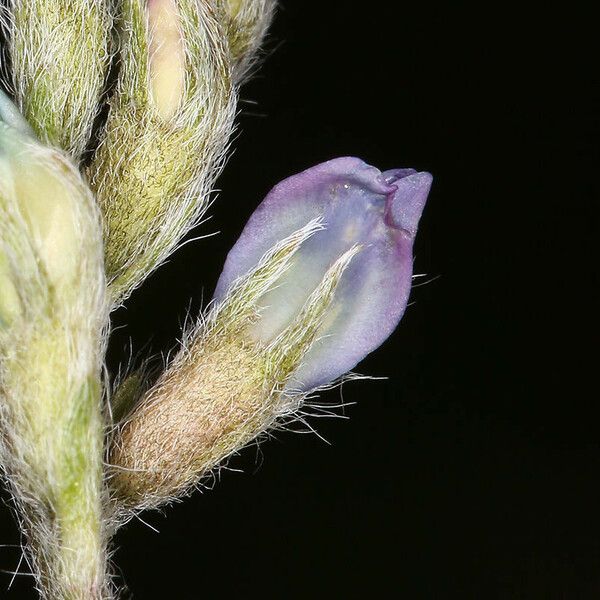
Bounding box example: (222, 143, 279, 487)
(2, 133, 76, 289)
(110, 158, 432, 511)
(0, 98, 108, 597)
(5, 0, 112, 158)
(0, 115, 103, 299)
(89, 0, 235, 303)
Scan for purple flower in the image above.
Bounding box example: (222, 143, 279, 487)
(214, 157, 432, 391)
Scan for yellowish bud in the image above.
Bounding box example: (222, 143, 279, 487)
(0, 122, 103, 301)
(88, 0, 235, 304)
(147, 0, 186, 119)
(1, 127, 87, 290)
(13, 164, 80, 289)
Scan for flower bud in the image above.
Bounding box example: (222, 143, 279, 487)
(5, 0, 112, 159)
(0, 104, 108, 596)
(110, 158, 431, 512)
(1, 131, 78, 291)
(147, 0, 186, 118)
(88, 0, 235, 303)
(0, 118, 103, 303)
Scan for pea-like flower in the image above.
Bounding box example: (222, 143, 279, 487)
(111, 157, 432, 510)
(215, 156, 432, 390)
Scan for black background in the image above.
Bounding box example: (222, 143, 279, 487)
(1, 2, 597, 598)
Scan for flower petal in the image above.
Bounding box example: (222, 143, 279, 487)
(214, 157, 432, 390)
